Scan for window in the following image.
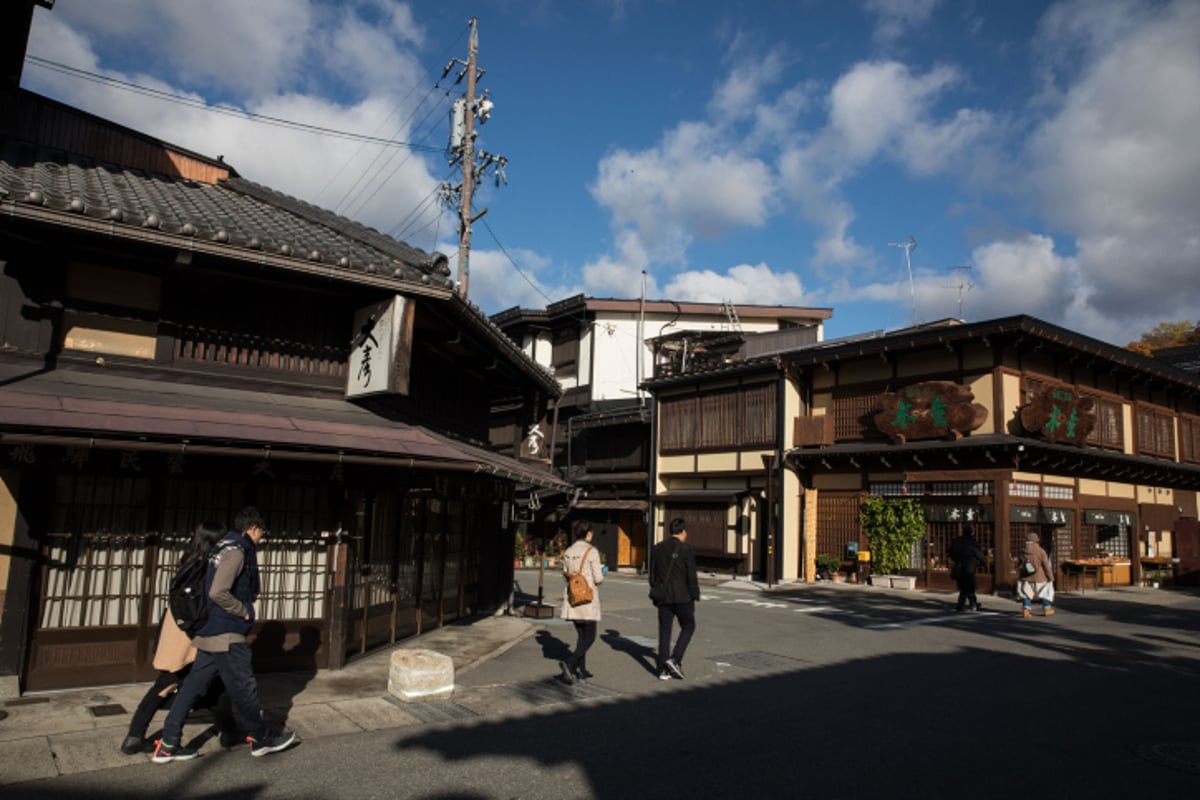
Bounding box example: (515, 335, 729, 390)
(1180, 416, 1200, 464)
(832, 388, 885, 441)
(660, 382, 776, 452)
(664, 506, 728, 553)
(1135, 405, 1176, 459)
(1083, 392, 1124, 450)
(61, 263, 162, 360)
(551, 332, 578, 374)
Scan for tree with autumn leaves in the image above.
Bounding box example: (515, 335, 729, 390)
(1126, 321, 1200, 356)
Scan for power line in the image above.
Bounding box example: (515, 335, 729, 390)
(481, 217, 553, 305)
(315, 22, 471, 207)
(23, 56, 443, 153)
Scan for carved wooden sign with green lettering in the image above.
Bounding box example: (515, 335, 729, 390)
(1019, 385, 1095, 445)
(874, 381, 987, 443)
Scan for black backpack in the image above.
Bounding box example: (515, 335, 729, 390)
(168, 540, 238, 637)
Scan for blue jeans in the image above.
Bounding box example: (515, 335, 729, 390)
(1021, 597, 1052, 610)
(161, 643, 266, 745)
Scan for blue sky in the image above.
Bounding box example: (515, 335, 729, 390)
(23, 0, 1200, 347)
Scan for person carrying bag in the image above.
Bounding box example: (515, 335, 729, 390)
(1017, 532, 1056, 618)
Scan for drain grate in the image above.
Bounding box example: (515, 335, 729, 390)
(382, 696, 478, 723)
(1136, 742, 1200, 776)
(708, 651, 809, 672)
(503, 679, 620, 707)
(88, 704, 127, 718)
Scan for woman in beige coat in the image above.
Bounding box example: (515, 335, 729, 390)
(558, 519, 604, 684)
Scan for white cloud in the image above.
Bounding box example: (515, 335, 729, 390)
(1024, 0, 1200, 335)
(590, 121, 775, 264)
(24, 2, 447, 249)
(664, 263, 812, 306)
(864, 0, 942, 45)
(581, 231, 658, 298)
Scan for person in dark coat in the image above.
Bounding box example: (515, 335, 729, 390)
(649, 517, 700, 680)
(948, 523, 987, 612)
(153, 507, 297, 762)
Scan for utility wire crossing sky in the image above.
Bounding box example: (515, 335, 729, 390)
(23, 0, 1200, 347)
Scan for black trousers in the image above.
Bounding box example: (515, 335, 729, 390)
(162, 643, 266, 745)
(956, 572, 979, 610)
(657, 601, 696, 667)
(128, 669, 233, 740)
(566, 620, 597, 672)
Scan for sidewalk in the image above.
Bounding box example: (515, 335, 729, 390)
(1, 573, 1194, 786)
(0, 613, 540, 786)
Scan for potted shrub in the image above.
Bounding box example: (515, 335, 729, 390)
(815, 553, 842, 581)
(859, 496, 925, 589)
(514, 532, 525, 568)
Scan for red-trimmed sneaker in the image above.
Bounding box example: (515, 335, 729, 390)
(151, 739, 198, 763)
(249, 729, 297, 757)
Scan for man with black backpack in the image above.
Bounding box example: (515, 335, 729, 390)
(153, 507, 297, 762)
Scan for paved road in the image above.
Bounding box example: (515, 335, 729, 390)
(9, 576, 1200, 799)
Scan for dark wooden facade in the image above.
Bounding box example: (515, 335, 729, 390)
(0, 83, 565, 692)
(646, 317, 1200, 589)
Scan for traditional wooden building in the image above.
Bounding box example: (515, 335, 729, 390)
(0, 34, 566, 691)
(491, 295, 829, 571)
(644, 317, 1200, 591)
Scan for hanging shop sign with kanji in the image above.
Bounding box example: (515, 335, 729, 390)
(874, 381, 988, 443)
(1018, 385, 1095, 445)
(345, 295, 414, 399)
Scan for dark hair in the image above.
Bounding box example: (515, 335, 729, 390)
(234, 506, 265, 535)
(669, 517, 686, 536)
(183, 521, 225, 564)
(572, 519, 592, 541)
(963, 523, 975, 536)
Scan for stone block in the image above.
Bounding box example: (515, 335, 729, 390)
(388, 648, 454, 702)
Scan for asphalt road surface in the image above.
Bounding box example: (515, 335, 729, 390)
(12, 576, 1200, 799)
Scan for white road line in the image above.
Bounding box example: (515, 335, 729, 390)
(867, 611, 1000, 629)
(722, 598, 789, 609)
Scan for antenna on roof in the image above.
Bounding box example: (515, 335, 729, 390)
(888, 237, 919, 327)
(943, 265, 974, 321)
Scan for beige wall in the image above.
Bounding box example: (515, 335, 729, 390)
(0, 470, 19, 629)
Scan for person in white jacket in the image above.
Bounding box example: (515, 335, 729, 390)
(558, 519, 604, 684)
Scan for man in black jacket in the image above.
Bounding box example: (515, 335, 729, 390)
(948, 523, 987, 613)
(649, 517, 700, 680)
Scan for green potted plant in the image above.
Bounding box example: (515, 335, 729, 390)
(513, 532, 525, 568)
(859, 496, 925, 589)
(815, 553, 842, 581)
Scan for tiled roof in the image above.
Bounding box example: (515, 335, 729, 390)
(0, 133, 452, 285)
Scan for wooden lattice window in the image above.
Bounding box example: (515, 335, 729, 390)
(832, 389, 884, 441)
(1135, 405, 1176, 459)
(1083, 392, 1124, 450)
(663, 506, 728, 554)
(659, 394, 697, 451)
(815, 493, 863, 567)
(741, 383, 776, 448)
(551, 331, 578, 373)
(1179, 416, 1200, 464)
(660, 383, 776, 453)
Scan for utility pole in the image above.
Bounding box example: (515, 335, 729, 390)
(443, 18, 506, 300)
